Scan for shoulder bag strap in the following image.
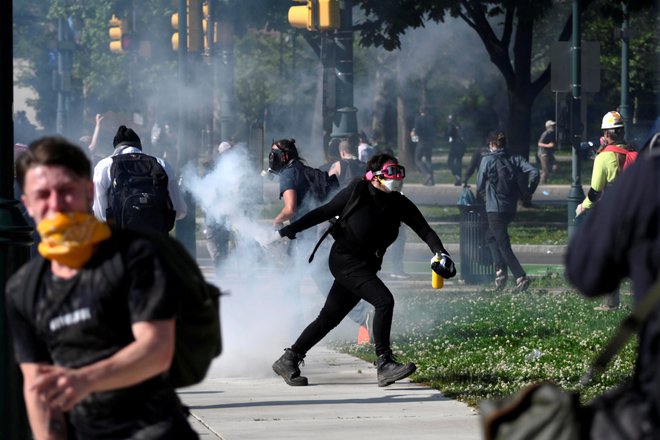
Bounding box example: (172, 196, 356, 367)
(307, 180, 366, 263)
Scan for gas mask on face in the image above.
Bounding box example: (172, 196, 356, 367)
(268, 149, 288, 174)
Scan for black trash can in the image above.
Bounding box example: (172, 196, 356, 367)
(459, 204, 494, 284)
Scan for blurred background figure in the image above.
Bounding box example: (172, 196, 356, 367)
(357, 131, 375, 163)
(410, 106, 436, 186)
(536, 120, 557, 184)
(446, 115, 466, 186)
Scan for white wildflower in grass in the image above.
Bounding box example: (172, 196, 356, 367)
(331, 277, 636, 407)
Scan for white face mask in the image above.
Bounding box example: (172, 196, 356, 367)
(379, 178, 403, 193)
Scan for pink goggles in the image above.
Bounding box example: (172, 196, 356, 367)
(365, 162, 406, 181)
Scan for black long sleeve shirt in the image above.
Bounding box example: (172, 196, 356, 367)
(289, 179, 447, 258)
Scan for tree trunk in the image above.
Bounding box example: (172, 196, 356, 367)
(370, 56, 389, 146)
(506, 84, 533, 159)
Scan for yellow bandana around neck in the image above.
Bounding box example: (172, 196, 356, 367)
(37, 212, 111, 269)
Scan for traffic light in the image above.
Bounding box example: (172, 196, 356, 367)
(318, 0, 340, 30)
(288, 0, 339, 32)
(171, 1, 214, 52)
(288, 0, 312, 30)
(171, 12, 182, 51)
(109, 15, 128, 53)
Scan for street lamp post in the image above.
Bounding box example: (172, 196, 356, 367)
(567, 0, 585, 239)
(330, 0, 357, 141)
(620, 1, 631, 137)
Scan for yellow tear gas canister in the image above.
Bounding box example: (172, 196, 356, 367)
(432, 254, 444, 289)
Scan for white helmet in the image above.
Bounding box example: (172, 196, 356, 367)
(601, 111, 624, 130)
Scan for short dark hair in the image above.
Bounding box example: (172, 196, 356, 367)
(366, 153, 398, 172)
(15, 136, 91, 191)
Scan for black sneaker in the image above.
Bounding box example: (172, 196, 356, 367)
(272, 348, 308, 386)
(376, 351, 416, 387)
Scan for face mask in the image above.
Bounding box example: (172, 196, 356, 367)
(37, 212, 111, 269)
(377, 177, 403, 193)
(268, 149, 288, 174)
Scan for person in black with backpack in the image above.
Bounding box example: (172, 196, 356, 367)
(272, 153, 457, 387)
(476, 130, 539, 291)
(92, 125, 187, 233)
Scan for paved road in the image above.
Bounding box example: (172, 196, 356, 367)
(181, 346, 481, 440)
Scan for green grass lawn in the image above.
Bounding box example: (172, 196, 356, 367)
(333, 280, 636, 407)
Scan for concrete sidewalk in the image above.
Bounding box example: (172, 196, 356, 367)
(180, 346, 481, 440)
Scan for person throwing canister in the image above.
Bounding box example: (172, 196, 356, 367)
(272, 153, 457, 387)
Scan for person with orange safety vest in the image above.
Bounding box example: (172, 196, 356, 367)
(576, 110, 637, 311)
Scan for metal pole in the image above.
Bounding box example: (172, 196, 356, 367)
(620, 1, 631, 138)
(174, 0, 197, 257)
(330, 0, 357, 141)
(1, 0, 33, 437)
(218, 15, 236, 144)
(567, 0, 585, 239)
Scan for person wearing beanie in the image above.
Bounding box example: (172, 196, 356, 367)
(112, 125, 142, 149)
(92, 125, 187, 227)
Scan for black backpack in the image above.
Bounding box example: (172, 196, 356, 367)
(22, 230, 222, 389)
(107, 153, 176, 233)
(491, 154, 519, 198)
(301, 165, 340, 205)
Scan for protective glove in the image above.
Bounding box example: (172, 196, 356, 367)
(278, 225, 297, 240)
(431, 252, 456, 279)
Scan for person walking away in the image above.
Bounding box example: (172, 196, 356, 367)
(575, 110, 638, 311)
(410, 107, 436, 186)
(92, 125, 187, 234)
(565, 150, 660, 439)
(7, 137, 198, 439)
(272, 153, 457, 387)
(447, 115, 466, 186)
(476, 130, 539, 291)
(537, 120, 558, 184)
(357, 131, 375, 163)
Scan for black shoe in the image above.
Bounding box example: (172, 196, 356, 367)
(272, 348, 308, 386)
(376, 351, 416, 387)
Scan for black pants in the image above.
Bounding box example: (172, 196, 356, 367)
(414, 141, 434, 182)
(485, 211, 526, 279)
(447, 144, 465, 180)
(291, 244, 394, 357)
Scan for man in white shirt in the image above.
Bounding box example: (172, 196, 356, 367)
(93, 125, 187, 230)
